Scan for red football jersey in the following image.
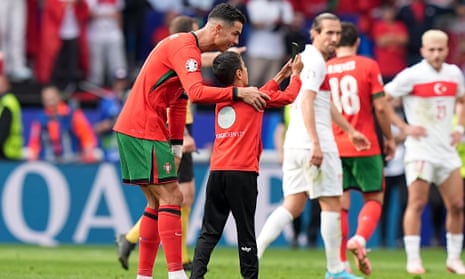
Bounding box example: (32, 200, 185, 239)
(210, 76, 301, 172)
(326, 55, 385, 157)
(114, 32, 235, 142)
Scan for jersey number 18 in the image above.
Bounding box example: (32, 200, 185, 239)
(329, 75, 360, 115)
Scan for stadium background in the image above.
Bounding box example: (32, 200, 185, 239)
(0, 0, 454, 251)
(0, 154, 439, 249)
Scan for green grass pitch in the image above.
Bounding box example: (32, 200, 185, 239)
(0, 244, 461, 278)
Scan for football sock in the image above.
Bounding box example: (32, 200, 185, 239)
(137, 207, 160, 277)
(168, 269, 188, 279)
(159, 205, 183, 272)
(126, 217, 141, 244)
(340, 209, 349, 262)
(356, 200, 381, 240)
(321, 211, 344, 273)
(181, 206, 191, 263)
(256, 206, 293, 259)
(404, 235, 421, 262)
(446, 233, 463, 261)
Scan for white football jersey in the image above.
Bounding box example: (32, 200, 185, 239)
(385, 60, 465, 163)
(284, 44, 338, 152)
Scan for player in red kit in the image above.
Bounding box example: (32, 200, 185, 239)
(326, 22, 395, 275)
(113, 4, 269, 279)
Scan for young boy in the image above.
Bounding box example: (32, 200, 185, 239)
(190, 51, 303, 279)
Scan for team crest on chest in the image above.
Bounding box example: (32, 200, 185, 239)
(185, 59, 199, 72)
(433, 82, 447, 95)
(163, 162, 173, 174)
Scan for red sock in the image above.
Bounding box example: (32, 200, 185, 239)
(158, 205, 183, 272)
(340, 209, 349, 262)
(356, 200, 382, 240)
(138, 207, 160, 277)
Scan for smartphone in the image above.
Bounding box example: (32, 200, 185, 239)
(291, 42, 299, 61)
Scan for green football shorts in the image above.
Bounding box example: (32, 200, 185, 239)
(116, 132, 177, 185)
(341, 155, 384, 192)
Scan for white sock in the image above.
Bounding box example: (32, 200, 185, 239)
(404, 235, 421, 262)
(256, 206, 293, 259)
(446, 233, 464, 261)
(320, 211, 344, 273)
(136, 275, 152, 279)
(168, 270, 188, 279)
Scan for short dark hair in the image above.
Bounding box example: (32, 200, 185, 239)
(208, 3, 246, 25)
(339, 21, 358, 47)
(212, 51, 242, 86)
(311, 12, 339, 33)
(169, 16, 196, 34)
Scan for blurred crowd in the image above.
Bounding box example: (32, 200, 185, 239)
(0, 1, 464, 257)
(2, 0, 465, 164)
(0, 0, 464, 89)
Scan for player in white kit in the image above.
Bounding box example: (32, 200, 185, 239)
(385, 29, 465, 275)
(256, 13, 370, 279)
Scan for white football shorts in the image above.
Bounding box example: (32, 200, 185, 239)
(404, 157, 461, 186)
(282, 148, 343, 199)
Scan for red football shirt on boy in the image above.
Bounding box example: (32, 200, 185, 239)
(210, 76, 301, 172)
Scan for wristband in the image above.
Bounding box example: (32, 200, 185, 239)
(232, 87, 239, 101)
(171, 145, 183, 158)
(455, 125, 465, 135)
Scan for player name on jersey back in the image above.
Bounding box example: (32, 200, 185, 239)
(327, 61, 355, 74)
